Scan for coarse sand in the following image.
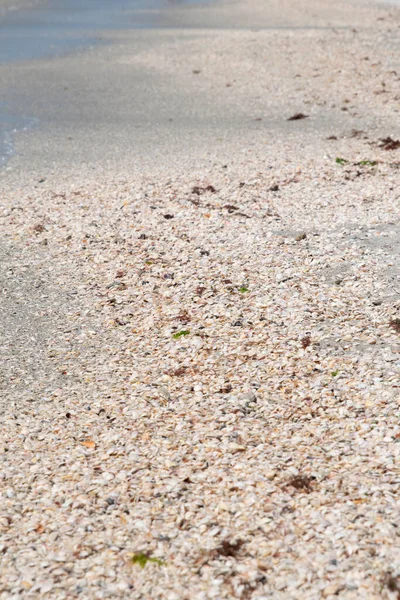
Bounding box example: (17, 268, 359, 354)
(0, 0, 400, 598)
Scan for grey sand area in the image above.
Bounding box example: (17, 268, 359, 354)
(0, 0, 400, 598)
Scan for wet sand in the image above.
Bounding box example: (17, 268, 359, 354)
(0, 0, 400, 598)
(0, 0, 399, 185)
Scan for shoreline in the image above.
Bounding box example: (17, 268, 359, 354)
(1, 0, 399, 183)
(0, 0, 400, 597)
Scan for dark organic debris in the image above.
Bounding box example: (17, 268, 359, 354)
(286, 475, 315, 493)
(350, 129, 365, 138)
(33, 223, 46, 233)
(195, 539, 245, 571)
(223, 204, 239, 212)
(176, 311, 191, 324)
(168, 366, 188, 377)
(379, 137, 400, 151)
(114, 317, 127, 326)
(215, 539, 244, 557)
(192, 185, 217, 196)
(383, 572, 400, 599)
(327, 135, 338, 140)
(389, 319, 400, 334)
(270, 184, 279, 191)
(301, 335, 311, 349)
(163, 214, 174, 219)
(219, 383, 233, 393)
(287, 113, 309, 121)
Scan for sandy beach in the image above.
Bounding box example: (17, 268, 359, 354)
(0, 0, 400, 597)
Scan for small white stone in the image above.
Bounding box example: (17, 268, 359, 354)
(158, 386, 171, 401)
(240, 391, 257, 403)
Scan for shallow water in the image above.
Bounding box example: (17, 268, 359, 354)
(0, 103, 36, 166)
(0, 0, 205, 165)
(0, 0, 203, 62)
